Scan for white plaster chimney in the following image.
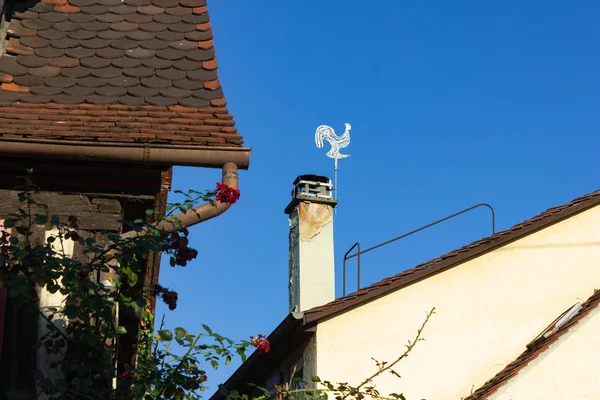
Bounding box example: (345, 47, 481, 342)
(285, 175, 337, 312)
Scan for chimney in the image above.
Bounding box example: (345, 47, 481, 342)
(285, 175, 337, 312)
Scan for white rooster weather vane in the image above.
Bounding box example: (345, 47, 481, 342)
(315, 122, 352, 201)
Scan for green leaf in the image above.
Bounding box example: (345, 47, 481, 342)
(85, 334, 100, 346)
(202, 324, 212, 335)
(210, 360, 218, 370)
(50, 215, 60, 226)
(3, 219, 15, 228)
(225, 355, 231, 365)
(174, 327, 187, 340)
(127, 270, 138, 286)
(8, 285, 22, 298)
(116, 326, 127, 335)
(15, 226, 28, 235)
(158, 329, 173, 341)
(145, 209, 154, 215)
(130, 298, 145, 313)
(34, 214, 48, 224)
(312, 376, 321, 383)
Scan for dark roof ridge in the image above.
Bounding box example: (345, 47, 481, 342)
(463, 289, 600, 399)
(303, 188, 600, 324)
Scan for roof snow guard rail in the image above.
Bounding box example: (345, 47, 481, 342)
(342, 203, 496, 296)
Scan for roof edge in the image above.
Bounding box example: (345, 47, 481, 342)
(303, 189, 600, 325)
(464, 289, 600, 399)
(210, 313, 306, 400)
(0, 138, 251, 169)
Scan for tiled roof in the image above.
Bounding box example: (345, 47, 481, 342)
(0, 0, 242, 146)
(303, 189, 600, 324)
(463, 289, 600, 399)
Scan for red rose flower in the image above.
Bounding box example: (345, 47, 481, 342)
(250, 334, 270, 354)
(215, 182, 241, 204)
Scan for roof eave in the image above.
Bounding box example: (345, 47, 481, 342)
(210, 312, 307, 400)
(0, 137, 251, 169)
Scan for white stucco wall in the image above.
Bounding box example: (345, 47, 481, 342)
(314, 205, 600, 400)
(490, 306, 600, 400)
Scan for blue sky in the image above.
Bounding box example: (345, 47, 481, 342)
(155, 0, 600, 389)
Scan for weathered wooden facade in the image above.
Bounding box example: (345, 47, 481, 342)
(0, 161, 170, 396)
(0, 0, 250, 396)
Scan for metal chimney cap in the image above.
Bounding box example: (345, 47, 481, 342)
(284, 174, 338, 214)
(292, 174, 330, 185)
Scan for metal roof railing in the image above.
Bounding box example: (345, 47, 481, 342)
(342, 203, 496, 296)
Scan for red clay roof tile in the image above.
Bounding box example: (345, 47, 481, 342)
(0, 73, 13, 83)
(0, 0, 241, 147)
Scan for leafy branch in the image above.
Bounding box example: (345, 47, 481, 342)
(343, 307, 436, 400)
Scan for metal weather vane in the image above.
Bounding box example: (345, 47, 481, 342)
(315, 122, 352, 200)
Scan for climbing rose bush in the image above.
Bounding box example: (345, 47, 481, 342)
(0, 178, 246, 400)
(0, 175, 432, 400)
(161, 227, 199, 267)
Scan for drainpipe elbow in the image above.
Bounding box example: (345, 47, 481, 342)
(158, 162, 239, 232)
(120, 162, 240, 239)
